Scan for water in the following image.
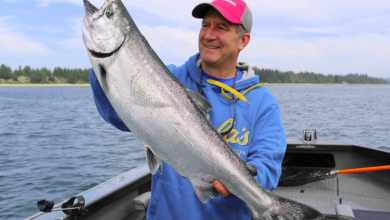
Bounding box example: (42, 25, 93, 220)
(266, 85, 390, 149)
(0, 85, 389, 219)
(0, 87, 144, 220)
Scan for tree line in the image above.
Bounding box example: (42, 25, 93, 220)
(1, 63, 388, 84)
(253, 67, 389, 84)
(0, 64, 90, 84)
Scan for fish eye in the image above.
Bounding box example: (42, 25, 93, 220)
(106, 5, 114, 18)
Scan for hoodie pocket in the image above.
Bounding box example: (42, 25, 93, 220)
(147, 179, 200, 220)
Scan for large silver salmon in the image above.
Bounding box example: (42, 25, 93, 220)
(82, 0, 322, 219)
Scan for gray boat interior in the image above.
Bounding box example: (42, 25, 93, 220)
(26, 137, 390, 220)
(275, 139, 390, 220)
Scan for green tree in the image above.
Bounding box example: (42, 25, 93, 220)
(67, 71, 79, 84)
(0, 64, 12, 80)
(53, 67, 65, 78)
(12, 65, 23, 81)
(22, 66, 32, 77)
(48, 75, 55, 82)
(40, 67, 52, 77)
(30, 71, 47, 83)
(252, 67, 389, 84)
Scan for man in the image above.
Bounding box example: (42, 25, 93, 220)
(89, 0, 286, 219)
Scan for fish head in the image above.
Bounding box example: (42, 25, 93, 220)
(82, 0, 130, 57)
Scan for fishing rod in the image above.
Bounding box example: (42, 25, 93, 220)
(278, 165, 390, 187)
(330, 165, 390, 174)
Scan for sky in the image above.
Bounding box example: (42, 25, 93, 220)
(1, 0, 389, 78)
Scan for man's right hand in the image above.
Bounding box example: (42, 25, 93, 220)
(213, 162, 258, 197)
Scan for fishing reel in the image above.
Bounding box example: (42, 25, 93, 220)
(37, 196, 87, 216)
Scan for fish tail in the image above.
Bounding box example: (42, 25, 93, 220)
(249, 194, 323, 220)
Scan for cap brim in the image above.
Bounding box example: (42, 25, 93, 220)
(192, 3, 214, 19)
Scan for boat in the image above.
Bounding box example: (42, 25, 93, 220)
(26, 130, 390, 220)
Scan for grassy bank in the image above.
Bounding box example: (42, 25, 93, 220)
(1, 83, 389, 88)
(0, 75, 89, 87)
(265, 83, 390, 86)
(0, 83, 90, 87)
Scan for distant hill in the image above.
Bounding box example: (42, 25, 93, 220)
(253, 67, 390, 84)
(0, 64, 90, 84)
(387, 77, 390, 83)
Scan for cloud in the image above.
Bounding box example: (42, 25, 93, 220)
(131, 24, 390, 77)
(57, 38, 85, 50)
(34, 0, 82, 5)
(138, 25, 198, 65)
(289, 27, 342, 35)
(251, 0, 390, 22)
(53, 17, 84, 50)
(3, 0, 389, 77)
(250, 1, 390, 39)
(38, 0, 390, 36)
(0, 17, 54, 57)
(3, 0, 24, 2)
(67, 17, 84, 37)
(36, 3, 50, 7)
(241, 32, 390, 77)
(288, 15, 390, 37)
(31, 0, 199, 26)
(122, 0, 198, 25)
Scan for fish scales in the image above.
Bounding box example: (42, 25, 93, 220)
(82, 0, 323, 219)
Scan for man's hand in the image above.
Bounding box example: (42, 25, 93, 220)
(213, 180, 230, 197)
(213, 162, 258, 197)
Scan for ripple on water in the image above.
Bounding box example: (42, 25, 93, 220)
(1, 86, 390, 219)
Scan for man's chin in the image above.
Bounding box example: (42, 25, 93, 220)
(199, 53, 220, 66)
(201, 58, 219, 67)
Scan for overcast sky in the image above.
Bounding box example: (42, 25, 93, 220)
(1, 0, 389, 78)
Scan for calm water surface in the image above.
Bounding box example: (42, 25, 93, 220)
(0, 85, 389, 219)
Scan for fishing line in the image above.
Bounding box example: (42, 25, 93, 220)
(278, 165, 390, 187)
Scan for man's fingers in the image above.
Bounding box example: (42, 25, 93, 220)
(213, 180, 230, 197)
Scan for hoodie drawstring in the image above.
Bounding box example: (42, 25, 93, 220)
(198, 66, 266, 136)
(206, 79, 251, 104)
(213, 82, 267, 103)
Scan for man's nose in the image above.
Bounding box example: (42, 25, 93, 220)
(204, 27, 217, 40)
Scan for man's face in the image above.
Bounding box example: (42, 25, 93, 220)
(199, 9, 242, 68)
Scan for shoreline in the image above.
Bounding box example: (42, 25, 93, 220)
(0, 84, 90, 87)
(0, 83, 389, 87)
(265, 83, 390, 86)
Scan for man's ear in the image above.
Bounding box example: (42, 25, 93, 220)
(239, 33, 250, 51)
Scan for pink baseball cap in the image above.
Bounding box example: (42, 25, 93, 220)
(192, 0, 253, 34)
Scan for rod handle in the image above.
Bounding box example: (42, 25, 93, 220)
(337, 165, 390, 174)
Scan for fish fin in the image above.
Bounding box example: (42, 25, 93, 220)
(158, 162, 163, 175)
(186, 88, 213, 117)
(249, 194, 323, 220)
(246, 162, 258, 177)
(189, 179, 219, 204)
(145, 148, 162, 175)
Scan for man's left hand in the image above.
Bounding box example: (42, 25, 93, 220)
(213, 161, 258, 197)
(213, 180, 230, 197)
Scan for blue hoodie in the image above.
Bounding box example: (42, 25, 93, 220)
(89, 53, 286, 220)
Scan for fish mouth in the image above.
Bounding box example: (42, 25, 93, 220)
(88, 36, 125, 58)
(88, 49, 115, 58)
(84, 0, 98, 15)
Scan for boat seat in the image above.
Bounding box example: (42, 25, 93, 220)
(123, 192, 151, 220)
